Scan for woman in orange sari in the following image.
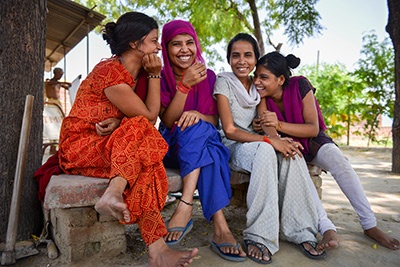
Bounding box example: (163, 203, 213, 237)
(58, 12, 197, 267)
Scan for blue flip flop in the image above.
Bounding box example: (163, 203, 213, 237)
(210, 240, 247, 262)
(165, 219, 193, 246)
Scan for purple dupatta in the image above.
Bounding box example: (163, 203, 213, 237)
(265, 76, 326, 155)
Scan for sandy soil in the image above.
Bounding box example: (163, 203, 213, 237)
(12, 146, 400, 266)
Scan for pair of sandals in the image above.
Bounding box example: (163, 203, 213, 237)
(244, 240, 326, 264)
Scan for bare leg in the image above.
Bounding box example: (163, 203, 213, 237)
(94, 176, 131, 223)
(148, 238, 198, 267)
(364, 226, 400, 250)
(317, 229, 339, 251)
(212, 210, 246, 257)
(165, 169, 199, 242)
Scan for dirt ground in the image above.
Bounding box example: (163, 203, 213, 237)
(11, 146, 400, 266)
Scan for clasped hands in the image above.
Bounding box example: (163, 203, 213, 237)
(253, 110, 303, 160)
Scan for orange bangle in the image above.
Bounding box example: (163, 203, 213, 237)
(176, 82, 191, 94)
(263, 136, 271, 144)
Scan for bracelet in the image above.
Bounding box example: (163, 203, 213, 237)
(176, 84, 191, 94)
(263, 136, 271, 144)
(147, 75, 161, 79)
(277, 121, 282, 130)
(176, 80, 192, 94)
(267, 133, 281, 139)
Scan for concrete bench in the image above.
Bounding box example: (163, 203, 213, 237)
(43, 166, 322, 263)
(42, 169, 182, 263)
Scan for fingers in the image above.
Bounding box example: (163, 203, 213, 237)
(182, 62, 207, 87)
(176, 112, 200, 131)
(142, 54, 162, 74)
(259, 111, 278, 127)
(95, 118, 120, 136)
(252, 118, 262, 132)
(281, 139, 303, 159)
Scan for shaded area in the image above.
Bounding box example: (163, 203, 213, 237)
(45, 0, 105, 72)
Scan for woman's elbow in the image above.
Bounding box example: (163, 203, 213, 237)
(310, 126, 319, 137)
(223, 127, 236, 139)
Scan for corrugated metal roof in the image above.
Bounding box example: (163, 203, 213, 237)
(45, 0, 105, 72)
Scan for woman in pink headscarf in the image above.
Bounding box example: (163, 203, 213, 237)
(158, 20, 246, 262)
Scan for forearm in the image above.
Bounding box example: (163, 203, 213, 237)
(224, 126, 264, 143)
(276, 121, 319, 138)
(159, 92, 187, 128)
(144, 79, 162, 121)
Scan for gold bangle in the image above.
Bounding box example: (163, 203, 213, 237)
(147, 75, 161, 79)
(277, 121, 282, 130)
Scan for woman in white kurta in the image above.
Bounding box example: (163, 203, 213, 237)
(214, 33, 327, 264)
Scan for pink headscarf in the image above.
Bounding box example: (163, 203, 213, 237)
(160, 20, 217, 115)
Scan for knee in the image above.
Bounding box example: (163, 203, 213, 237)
(257, 142, 276, 158)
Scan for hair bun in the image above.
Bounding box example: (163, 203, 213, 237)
(102, 22, 117, 45)
(286, 54, 300, 69)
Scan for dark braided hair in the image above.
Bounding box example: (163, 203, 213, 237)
(256, 51, 300, 88)
(102, 12, 158, 56)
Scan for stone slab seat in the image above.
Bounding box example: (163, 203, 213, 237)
(43, 168, 183, 263)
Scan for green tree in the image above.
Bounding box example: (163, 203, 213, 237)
(77, 0, 323, 62)
(299, 63, 363, 145)
(353, 31, 395, 147)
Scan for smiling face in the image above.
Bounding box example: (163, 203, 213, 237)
(167, 34, 196, 74)
(229, 40, 257, 81)
(135, 29, 161, 55)
(254, 65, 285, 99)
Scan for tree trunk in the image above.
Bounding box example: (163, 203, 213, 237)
(247, 0, 265, 55)
(386, 0, 400, 173)
(0, 0, 46, 242)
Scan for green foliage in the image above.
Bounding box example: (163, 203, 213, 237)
(298, 31, 394, 147)
(353, 31, 394, 146)
(298, 63, 363, 142)
(268, 0, 324, 46)
(74, 0, 323, 63)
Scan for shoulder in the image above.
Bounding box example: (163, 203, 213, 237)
(214, 74, 232, 99)
(206, 69, 216, 77)
(91, 58, 134, 86)
(292, 76, 314, 98)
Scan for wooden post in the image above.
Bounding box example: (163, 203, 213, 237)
(1, 95, 34, 265)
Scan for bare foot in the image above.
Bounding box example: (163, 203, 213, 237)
(165, 199, 193, 242)
(364, 226, 400, 250)
(149, 238, 198, 267)
(317, 229, 339, 251)
(95, 186, 130, 223)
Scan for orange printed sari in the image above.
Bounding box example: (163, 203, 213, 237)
(58, 57, 168, 245)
